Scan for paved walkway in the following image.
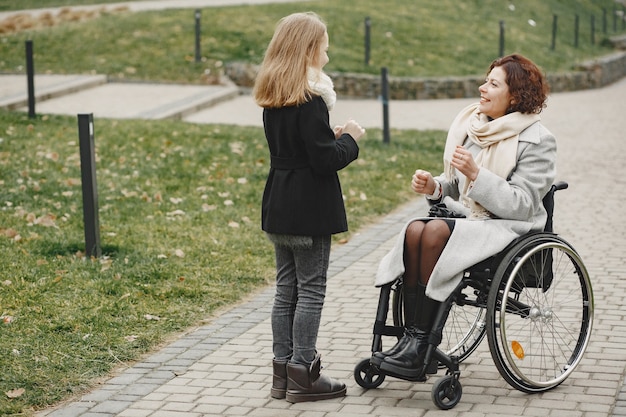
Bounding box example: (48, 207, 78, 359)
(1, 2, 625, 416)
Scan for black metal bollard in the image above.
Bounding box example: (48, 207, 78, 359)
(194, 9, 201, 63)
(25, 40, 35, 118)
(78, 113, 102, 258)
(574, 14, 579, 48)
(381, 67, 390, 144)
(364, 16, 371, 66)
(591, 15, 595, 45)
(499, 20, 505, 57)
(551, 14, 558, 51)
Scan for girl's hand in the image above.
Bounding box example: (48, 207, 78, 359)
(341, 119, 366, 141)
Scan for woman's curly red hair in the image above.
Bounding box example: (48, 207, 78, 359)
(489, 54, 550, 114)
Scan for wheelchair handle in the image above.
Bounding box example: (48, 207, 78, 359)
(553, 181, 568, 192)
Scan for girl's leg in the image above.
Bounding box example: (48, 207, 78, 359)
(291, 235, 331, 365)
(285, 235, 346, 403)
(272, 243, 298, 361)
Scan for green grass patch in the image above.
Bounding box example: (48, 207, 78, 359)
(0, 0, 623, 81)
(0, 109, 443, 415)
(0, 0, 128, 10)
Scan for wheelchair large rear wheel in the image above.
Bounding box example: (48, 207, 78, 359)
(392, 281, 486, 364)
(486, 234, 593, 393)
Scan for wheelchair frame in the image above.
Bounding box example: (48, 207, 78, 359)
(354, 181, 594, 409)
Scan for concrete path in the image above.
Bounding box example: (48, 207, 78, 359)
(0, 75, 617, 416)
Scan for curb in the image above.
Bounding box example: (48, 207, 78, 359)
(0, 74, 106, 110)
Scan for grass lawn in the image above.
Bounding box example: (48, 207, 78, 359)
(0, 0, 624, 415)
(0, 110, 444, 415)
(0, 0, 126, 10)
(0, 0, 623, 82)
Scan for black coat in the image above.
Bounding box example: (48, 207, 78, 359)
(261, 96, 359, 236)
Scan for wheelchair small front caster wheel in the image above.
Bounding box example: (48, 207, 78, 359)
(354, 358, 385, 389)
(431, 374, 462, 410)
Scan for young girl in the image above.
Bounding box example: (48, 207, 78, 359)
(253, 12, 365, 403)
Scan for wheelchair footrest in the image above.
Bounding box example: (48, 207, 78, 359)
(373, 321, 404, 337)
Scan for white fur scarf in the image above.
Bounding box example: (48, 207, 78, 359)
(308, 68, 336, 110)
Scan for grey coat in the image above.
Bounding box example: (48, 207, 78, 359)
(376, 121, 557, 302)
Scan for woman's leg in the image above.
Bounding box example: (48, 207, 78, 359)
(380, 219, 452, 377)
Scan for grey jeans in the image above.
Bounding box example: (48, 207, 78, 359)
(271, 234, 331, 365)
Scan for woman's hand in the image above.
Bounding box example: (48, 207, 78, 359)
(411, 169, 436, 195)
(451, 145, 480, 181)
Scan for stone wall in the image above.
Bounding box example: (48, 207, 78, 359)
(225, 51, 626, 100)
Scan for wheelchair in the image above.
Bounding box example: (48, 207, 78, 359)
(354, 181, 594, 409)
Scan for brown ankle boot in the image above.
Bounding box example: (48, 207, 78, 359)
(271, 359, 288, 399)
(285, 354, 346, 403)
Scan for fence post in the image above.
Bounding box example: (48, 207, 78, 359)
(551, 14, 558, 51)
(77, 113, 102, 258)
(381, 67, 390, 144)
(194, 9, 201, 63)
(574, 14, 579, 48)
(591, 15, 595, 45)
(499, 20, 505, 57)
(364, 16, 371, 66)
(25, 40, 35, 119)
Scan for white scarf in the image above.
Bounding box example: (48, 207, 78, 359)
(444, 103, 540, 218)
(308, 67, 336, 110)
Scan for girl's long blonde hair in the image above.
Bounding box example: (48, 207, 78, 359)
(253, 12, 327, 108)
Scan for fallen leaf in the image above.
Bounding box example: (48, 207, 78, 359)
(174, 249, 185, 258)
(6, 388, 25, 399)
(144, 314, 160, 321)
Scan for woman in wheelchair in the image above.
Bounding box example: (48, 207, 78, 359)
(374, 54, 557, 380)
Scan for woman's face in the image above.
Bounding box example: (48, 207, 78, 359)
(312, 31, 329, 70)
(478, 66, 513, 119)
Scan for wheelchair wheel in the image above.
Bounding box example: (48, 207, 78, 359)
(392, 281, 486, 363)
(486, 234, 593, 393)
(431, 374, 462, 410)
(354, 358, 386, 389)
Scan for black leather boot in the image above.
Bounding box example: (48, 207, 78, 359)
(380, 284, 440, 379)
(370, 287, 417, 367)
(285, 354, 346, 403)
(270, 358, 288, 399)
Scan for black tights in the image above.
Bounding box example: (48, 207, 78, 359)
(402, 219, 453, 290)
